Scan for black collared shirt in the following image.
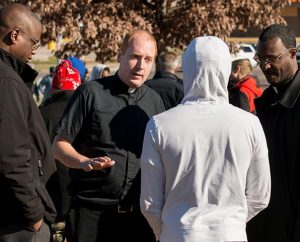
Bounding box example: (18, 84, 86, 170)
(55, 74, 165, 206)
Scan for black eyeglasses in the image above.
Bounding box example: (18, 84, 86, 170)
(16, 28, 40, 51)
(253, 48, 293, 65)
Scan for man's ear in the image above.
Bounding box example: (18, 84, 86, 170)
(290, 48, 297, 59)
(10, 29, 19, 44)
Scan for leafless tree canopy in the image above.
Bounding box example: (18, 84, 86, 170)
(3, 0, 290, 62)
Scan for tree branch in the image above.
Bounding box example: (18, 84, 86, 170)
(142, 0, 156, 10)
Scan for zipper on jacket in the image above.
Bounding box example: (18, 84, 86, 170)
(38, 159, 43, 176)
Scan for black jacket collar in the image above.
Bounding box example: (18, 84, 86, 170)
(0, 48, 38, 84)
(279, 69, 300, 108)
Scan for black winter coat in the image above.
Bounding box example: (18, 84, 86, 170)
(146, 70, 183, 110)
(0, 49, 56, 227)
(39, 90, 74, 220)
(247, 69, 300, 242)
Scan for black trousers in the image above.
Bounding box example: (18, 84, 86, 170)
(65, 203, 156, 242)
(0, 222, 50, 242)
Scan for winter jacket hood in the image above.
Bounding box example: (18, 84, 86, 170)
(88, 64, 108, 81)
(181, 36, 231, 104)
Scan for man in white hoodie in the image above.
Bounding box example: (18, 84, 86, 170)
(140, 36, 271, 242)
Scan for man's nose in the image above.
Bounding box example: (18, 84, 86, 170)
(137, 58, 145, 69)
(260, 61, 271, 71)
(31, 49, 37, 56)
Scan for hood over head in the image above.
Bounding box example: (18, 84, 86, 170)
(181, 36, 231, 104)
(88, 64, 108, 81)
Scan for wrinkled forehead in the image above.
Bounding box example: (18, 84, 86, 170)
(256, 37, 286, 56)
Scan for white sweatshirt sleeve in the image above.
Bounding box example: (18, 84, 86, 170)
(140, 119, 165, 240)
(246, 120, 271, 222)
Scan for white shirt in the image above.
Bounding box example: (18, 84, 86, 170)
(140, 36, 271, 242)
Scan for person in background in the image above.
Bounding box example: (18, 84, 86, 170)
(40, 59, 81, 242)
(88, 63, 111, 81)
(228, 58, 263, 114)
(146, 51, 183, 110)
(34, 66, 55, 103)
(52, 29, 165, 242)
(140, 36, 271, 242)
(247, 24, 300, 242)
(0, 3, 56, 242)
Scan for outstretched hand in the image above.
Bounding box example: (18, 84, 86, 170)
(81, 156, 115, 172)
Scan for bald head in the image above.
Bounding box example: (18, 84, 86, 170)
(119, 29, 157, 57)
(0, 3, 40, 35)
(0, 3, 42, 63)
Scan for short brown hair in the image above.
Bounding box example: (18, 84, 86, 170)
(119, 29, 157, 56)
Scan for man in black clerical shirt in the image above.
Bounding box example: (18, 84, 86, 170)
(52, 29, 165, 242)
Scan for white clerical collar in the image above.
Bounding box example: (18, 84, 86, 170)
(128, 87, 136, 94)
(273, 86, 278, 94)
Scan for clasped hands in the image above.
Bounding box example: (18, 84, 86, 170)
(81, 156, 115, 172)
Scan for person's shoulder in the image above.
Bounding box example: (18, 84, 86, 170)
(254, 85, 272, 106)
(0, 69, 26, 92)
(142, 83, 165, 99)
(144, 78, 155, 87)
(86, 75, 113, 87)
(151, 103, 182, 121)
(40, 74, 52, 83)
(148, 72, 179, 84)
(227, 104, 260, 124)
(176, 77, 183, 86)
(0, 61, 21, 82)
(75, 76, 113, 100)
(80, 76, 107, 90)
(144, 77, 167, 89)
(146, 76, 182, 95)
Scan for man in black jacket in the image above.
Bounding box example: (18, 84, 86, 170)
(0, 3, 56, 242)
(247, 24, 300, 242)
(146, 51, 183, 110)
(52, 29, 165, 242)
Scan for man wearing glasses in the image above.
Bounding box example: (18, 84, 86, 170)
(0, 3, 56, 242)
(247, 24, 300, 242)
(17, 28, 40, 51)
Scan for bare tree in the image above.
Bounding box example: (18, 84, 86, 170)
(3, 0, 291, 61)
